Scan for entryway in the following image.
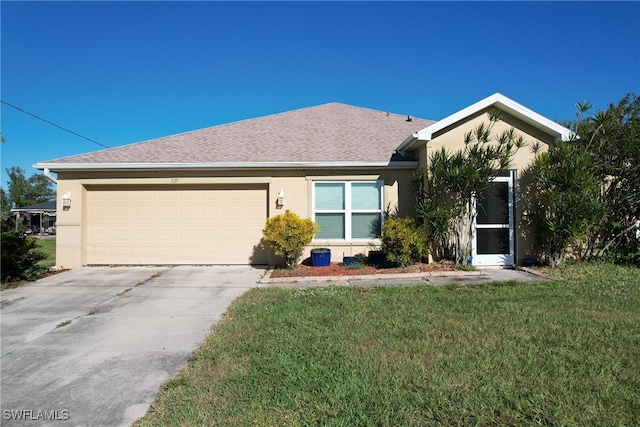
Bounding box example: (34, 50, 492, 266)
(472, 172, 515, 266)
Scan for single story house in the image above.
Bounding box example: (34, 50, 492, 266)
(35, 93, 571, 268)
(9, 200, 57, 235)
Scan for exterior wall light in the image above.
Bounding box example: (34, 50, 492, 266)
(62, 191, 71, 210)
(276, 190, 285, 207)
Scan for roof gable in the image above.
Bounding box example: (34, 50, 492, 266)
(36, 103, 434, 171)
(397, 93, 573, 153)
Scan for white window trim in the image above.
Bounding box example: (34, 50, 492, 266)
(312, 181, 384, 242)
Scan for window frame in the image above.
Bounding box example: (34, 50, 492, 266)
(312, 180, 384, 241)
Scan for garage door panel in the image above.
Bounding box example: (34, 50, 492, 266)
(222, 226, 242, 240)
(134, 227, 154, 241)
(179, 207, 198, 220)
(157, 227, 176, 241)
(88, 227, 110, 241)
(135, 207, 153, 220)
(113, 207, 131, 221)
(226, 206, 243, 220)
(201, 228, 221, 240)
(158, 207, 176, 220)
(86, 186, 267, 265)
(112, 228, 131, 241)
(181, 227, 200, 240)
(91, 207, 110, 221)
(136, 247, 154, 261)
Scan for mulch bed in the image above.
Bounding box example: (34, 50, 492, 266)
(269, 261, 457, 278)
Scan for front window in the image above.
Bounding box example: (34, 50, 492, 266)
(313, 181, 383, 240)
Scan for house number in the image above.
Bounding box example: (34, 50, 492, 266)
(171, 178, 179, 184)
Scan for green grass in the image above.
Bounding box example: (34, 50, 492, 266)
(36, 238, 56, 268)
(135, 262, 640, 426)
(55, 319, 71, 329)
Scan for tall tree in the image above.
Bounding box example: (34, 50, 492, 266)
(1, 188, 10, 213)
(5, 167, 55, 209)
(526, 93, 640, 266)
(526, 140, 604, 266)
(576, 94, 640, 264)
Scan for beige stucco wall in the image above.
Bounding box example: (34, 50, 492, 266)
(412, 108, 554, 265)
(53, 107, 558, 268)
(54, 167, 416, 267)
(55, 178, 85, 269)
(427, 109, 552, 168)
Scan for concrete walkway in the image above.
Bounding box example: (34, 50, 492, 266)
(0, 266, 264, 427)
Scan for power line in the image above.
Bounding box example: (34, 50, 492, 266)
(1, 100, 110, 149)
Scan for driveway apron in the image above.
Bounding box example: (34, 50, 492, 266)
(0, 266, 263, 426)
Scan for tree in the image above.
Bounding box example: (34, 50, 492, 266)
(526, 140, 604, 266)
(5, 167, 55, 209)
(1, 231, 47, 283)
(574, 94, 640, 264)
(415, 112, 525, 265)
(1, 167, 55, 283)
(1, 188, 9, 213)
(1, 188, 13, 231)
(526, 93, 640, 266)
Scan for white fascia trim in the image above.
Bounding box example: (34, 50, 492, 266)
(33, 161, 419, 171)
(399, 93, 574, 153)
(397, 132, 420, 154)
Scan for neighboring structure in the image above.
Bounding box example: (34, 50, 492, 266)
(35, 93, 572, 268)
(10, 200, 57, 235)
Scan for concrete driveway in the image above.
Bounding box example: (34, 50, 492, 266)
(0, 266, 264, 426)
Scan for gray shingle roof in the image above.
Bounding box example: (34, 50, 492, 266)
(39, 103, 434, 168)
(10, 200, 56, 212)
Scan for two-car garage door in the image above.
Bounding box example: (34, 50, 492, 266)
(85, 185, 268, 265)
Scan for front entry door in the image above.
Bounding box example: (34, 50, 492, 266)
(473, 172, 515, 266)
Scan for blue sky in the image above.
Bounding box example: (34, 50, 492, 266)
(2, 1, 639, 189)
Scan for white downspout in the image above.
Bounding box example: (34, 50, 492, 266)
(43, 168, 57, 184)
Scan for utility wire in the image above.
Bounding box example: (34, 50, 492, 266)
(1, 100, 110, 149)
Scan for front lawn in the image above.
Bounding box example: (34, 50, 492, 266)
(37, 238, 56, 268)
(136, 262, 639, 426)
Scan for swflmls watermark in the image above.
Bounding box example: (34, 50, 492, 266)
(3, 409, 70, 421)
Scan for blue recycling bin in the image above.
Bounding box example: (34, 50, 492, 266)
(311, 248, 331, 267)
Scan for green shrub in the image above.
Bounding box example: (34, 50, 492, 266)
(1, 231, 47, 284)
(263, 211, 319, 268)
(381, 217, 428, 267)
